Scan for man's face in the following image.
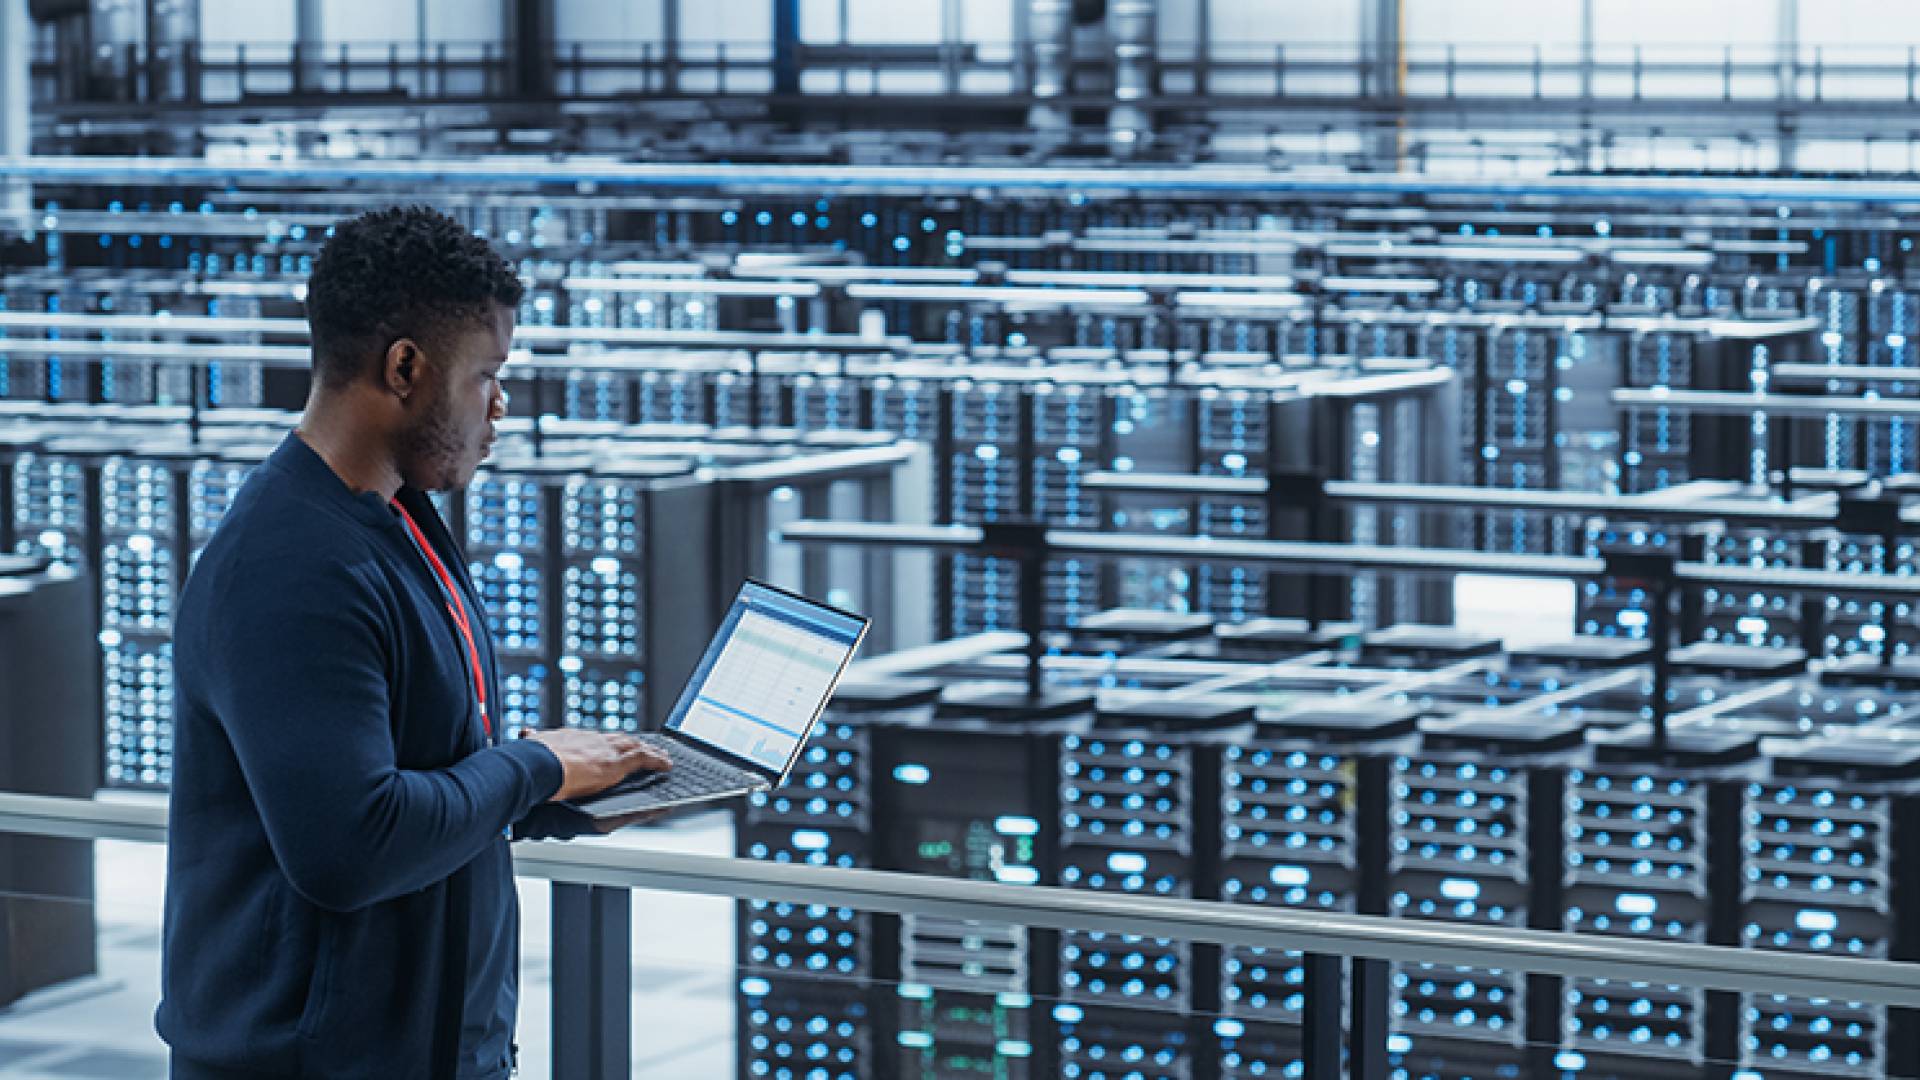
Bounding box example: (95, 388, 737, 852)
(396, 304, 512, 492)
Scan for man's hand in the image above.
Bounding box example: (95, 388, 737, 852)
(523, 729, 670, 803)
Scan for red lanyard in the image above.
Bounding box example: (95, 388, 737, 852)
(392, 500, 491, 739)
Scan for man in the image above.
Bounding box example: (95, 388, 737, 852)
(157, 206, 666, 1078)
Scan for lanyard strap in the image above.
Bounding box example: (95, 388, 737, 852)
(391, 500, 492, 739)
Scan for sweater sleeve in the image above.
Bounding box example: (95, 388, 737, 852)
(205, 556, 566, 913)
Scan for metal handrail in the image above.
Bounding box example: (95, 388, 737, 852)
(1081, 471, 1841, 526)
(36, 41, 1920, 111)
(775, 519, 1920, 600)
(3, 791, 1918, 1006)
(19, 156, 1920, 204)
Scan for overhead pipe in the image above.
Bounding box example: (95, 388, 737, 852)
(144, 0, 197, 104)
(1028, 0, 1073, 132)
(87, 0, 141, 102)
(1107, 0, 1155, 156)
(0, 0, 26, 224)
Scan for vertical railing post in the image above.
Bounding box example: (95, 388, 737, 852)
(1349, 956, 1391, 1080)
(551, 882, 633, 1080)
(1301, 952, 1343, 1080)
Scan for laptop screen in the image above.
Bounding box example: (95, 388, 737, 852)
(663, 580, 868, 777)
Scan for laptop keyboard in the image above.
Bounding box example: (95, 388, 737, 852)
(596, 733, 761, 803)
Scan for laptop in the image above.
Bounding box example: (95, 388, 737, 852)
(568, 579, 870, 818)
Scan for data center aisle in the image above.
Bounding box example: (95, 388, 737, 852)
(0, 800, 737, 1079)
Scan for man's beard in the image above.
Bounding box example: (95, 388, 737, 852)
(396, 393, 468, 492)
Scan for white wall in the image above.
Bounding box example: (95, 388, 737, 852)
(556, 0, 668, 42)
(679, 0, 772, 47)
(1402, 0, 1577, 96)
(182, 0, 1920, 136)
(1800, 0, 1907, 46)
(1405, 0, 1573, 46)
(676, 0, 771, 91)
(199, 0, 294, 45)
(186, 0, 1920, 57)
(844, 0, 938, 43)
(799, 0, 841, 43)
(1198, 0, 1361, 94)
(1591, 0, 1777, 47)
(962, 0, 1013, 46)
(200, 0, 502, 46)
(328, 0, 502, 44)
(1796, 0, 1912, 100)
(1155, 0, 1199, 48)
(1210, 0, 1356, 46)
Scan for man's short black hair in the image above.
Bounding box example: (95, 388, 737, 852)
(305, 206, 526, 388)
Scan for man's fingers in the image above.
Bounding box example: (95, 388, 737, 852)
(620, 741, 671, 770)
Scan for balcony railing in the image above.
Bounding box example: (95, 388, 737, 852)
(3, 790, 1918, 1079)
(35, 40, 1920, 113)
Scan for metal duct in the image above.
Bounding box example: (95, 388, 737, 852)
(145, 0, 197, 103)
(89, 0, 140, 40)
(1107, 0, 1154, 154)
(89, 0, 142, 100)
(1028, 0, 1073, 131)
(293, 0, 322, 95)
(0, 0, 29, 221)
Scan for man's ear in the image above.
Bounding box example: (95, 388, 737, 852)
(383, 337, 423, 399)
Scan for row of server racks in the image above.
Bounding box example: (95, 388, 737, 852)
(737, 639, 1920, 1080)
(10, 169, 1920, 1080)
(10, 216, 1912, 654)
(11, 185, 1920, 639)
(0, 554, 96, 1009)
(0, 412, 919, 788)
(0, 356, 1459, 790)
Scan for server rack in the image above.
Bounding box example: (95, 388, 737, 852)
(1218, 702, 1413, 1080)
(0, 557, 98, 1007)
(1052, 697, 1246, 1080)
(873, 688, 1089, 1080)
(464, 451, 715, 737)
(96, 440, 193, 790)
(1742, 734, 1920, 1079)
(464, 452, 579, 739)
(1192, 386, 1275, 622)
(1560, 725, 1761, 1078)
(1388, 714, 1587, 1078)
(735, 677, 940, 1080)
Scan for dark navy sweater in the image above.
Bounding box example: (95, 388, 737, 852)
(158, 434, 568, 1079)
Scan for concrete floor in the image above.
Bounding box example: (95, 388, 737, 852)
(0, 798, 738, 1079)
